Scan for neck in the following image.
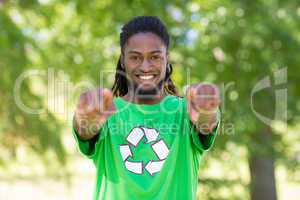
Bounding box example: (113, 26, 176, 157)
(123, 89, 166, 105)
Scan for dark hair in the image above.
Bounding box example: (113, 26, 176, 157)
(111, 16, 178, 97)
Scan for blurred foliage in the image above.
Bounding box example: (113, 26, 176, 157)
(0, 0, 299, 199)
(0, 3, 66, 167)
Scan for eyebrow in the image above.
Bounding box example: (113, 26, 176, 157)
(128, 50, 163, 54)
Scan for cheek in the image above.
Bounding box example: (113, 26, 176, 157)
(124, 65, 135, 76)
(123, 68, 134, 81)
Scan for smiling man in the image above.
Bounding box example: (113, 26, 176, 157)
(73, 16, 221, 200)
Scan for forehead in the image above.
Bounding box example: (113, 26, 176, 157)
(124, 32, 167, 54)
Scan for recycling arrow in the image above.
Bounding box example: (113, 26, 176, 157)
(142, 127, 159, 143)
(120, 126, 170, 176)
(145, 160, 165, 176)
(119, 145, 132, 161)
(125, 160, 143, 174)
(151, 139, 169, 160)
(126, 127, 144, 146)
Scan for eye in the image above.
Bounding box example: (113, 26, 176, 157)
(130, 55, 139, 60)
(150, 55, 161, 60)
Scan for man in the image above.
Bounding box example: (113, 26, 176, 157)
(73, 16, 221, 200)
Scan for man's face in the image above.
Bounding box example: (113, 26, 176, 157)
(122, 32, 168, 95)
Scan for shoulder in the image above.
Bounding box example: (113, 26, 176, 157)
(162, 95, 186, 110)
(165, 95, 186, 104)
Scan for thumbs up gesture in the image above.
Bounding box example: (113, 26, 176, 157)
(186, 83, 221, 134)
(74, 88, 116, 140)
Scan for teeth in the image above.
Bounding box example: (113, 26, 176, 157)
(138, 75, 154, 80)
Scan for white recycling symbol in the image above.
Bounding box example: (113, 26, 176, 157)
(119, 126, 170, 176)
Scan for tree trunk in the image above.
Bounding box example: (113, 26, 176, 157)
(249, 153, 277, 200)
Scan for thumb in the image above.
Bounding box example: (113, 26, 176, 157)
(101, 88, 116, 116)
(102, 88, 113, 107)
(186, 85, 196, 102)
(97, 88, 114, 113)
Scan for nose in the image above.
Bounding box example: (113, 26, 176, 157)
(139, 58, 152, 72)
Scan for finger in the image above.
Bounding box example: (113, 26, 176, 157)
(78, 92, 88, 108)
(77, 92, 91, 115)
(93, 88, 103, 112)
(93, 88, 111, 113)
(101, 89, 115, 114)
(102, 88, 113, 107)
(188, 84, 209, 110)
(193, 85, 210, 103)
(196, 84, 218, 97)
(207, 84, 220, 97)
(195, 85, 220, 107)
(187, 100, 200, 123)
(194, 100, 218, 113)
(101, 104, 116, 118)
(187, 85, 197, 102)
(194, 99, 220, 112)
(86, 90, 98, 113)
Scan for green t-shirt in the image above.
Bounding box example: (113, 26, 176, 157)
(73, 95, 220, 200)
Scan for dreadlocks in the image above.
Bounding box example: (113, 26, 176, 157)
(111, 16, 178, 97)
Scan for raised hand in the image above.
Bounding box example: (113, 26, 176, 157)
(74, 88, 116, 140)
(186, 83, 221, 134)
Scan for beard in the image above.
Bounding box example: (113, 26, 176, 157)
(128, 80, 164, 99)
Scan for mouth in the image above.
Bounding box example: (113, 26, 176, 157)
(132, 73, 163, 93)
(136, 74, 157, 81)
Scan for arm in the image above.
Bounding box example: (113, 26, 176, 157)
(72, 88, 115, 158)
(187, 83, 221, 135)
(74, 88, 115, 140)
(186, 83, 221, 151)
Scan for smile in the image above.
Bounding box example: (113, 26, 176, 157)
(137, 75, 155, 80)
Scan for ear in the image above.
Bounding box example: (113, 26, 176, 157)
(166, 52, 170, 71)
(166, 51, 169, 62)
(120, 54, 125, 69)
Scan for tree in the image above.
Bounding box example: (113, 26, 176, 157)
(0, 0, 299, 199)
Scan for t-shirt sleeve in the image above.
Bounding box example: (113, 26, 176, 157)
(190, 109, 221, 152)
(72, 121, 108, 159)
